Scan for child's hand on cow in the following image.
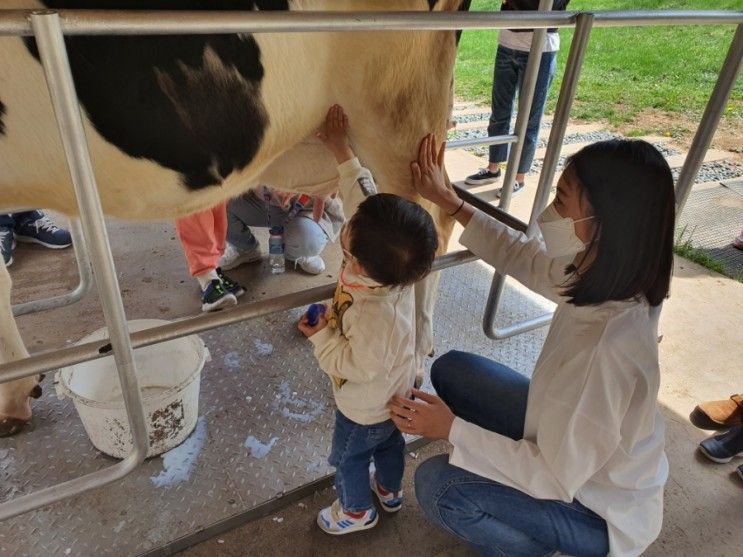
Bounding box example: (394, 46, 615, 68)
(317, 104, 355, 164)
(298, 313, 328, 337)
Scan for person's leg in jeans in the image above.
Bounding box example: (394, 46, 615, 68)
(284, 212, 329, 274)
(319, 411, 380, 534)
(416, 350, 609, 556)
(468, 47, 519, 186)
(488, 46, 520, 170)
(371, 422, 405, 491)
(225, 193, 266, 254)
(415, 455, 609, 557)
(431, 350, 529, 439)
(516, 50, 557, 177)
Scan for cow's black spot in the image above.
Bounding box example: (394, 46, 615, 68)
(0, 101, 6, 136)
(427, 0, 438, 9)
(25, 1, 289, 190)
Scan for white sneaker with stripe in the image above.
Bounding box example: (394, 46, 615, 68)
(316, 499, 378, 535)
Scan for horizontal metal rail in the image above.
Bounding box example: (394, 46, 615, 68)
(446, 133, 517, 150)
(0, 10, 740, 36)
(0, 248, 476, 383)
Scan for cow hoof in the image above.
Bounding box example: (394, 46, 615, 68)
(0, 416, 29, 437)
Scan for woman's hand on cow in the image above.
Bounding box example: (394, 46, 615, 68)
(388, 388, 455, 441)
(317, 105, 355, 164)
(297, 313, 328, 338)
(411, 134, 455, 208)
(412, 134, 476, 225)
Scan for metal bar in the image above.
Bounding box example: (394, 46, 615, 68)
(0, 10, 741, 37)
(446, 134, 517, 150)
(453, 185, 527, 233)
(483, 13, 594, 341)
(497, 0, 552, 212)
(675, 24, 743, 215)
(0, 249, 476, 383)
(141, 436, 433, 557)
(0, 12, 148, 521)
(11, 219, 93, 316)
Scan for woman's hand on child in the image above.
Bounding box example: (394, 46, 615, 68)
(387, 389, 455, 441)
(317, 104, 355, 164)
(298, 313, 328, 337)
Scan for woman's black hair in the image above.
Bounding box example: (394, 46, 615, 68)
(349, 193, 438, 287)
(563, 139, 675, 307)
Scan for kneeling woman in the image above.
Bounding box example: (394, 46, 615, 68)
(389, 137, 675, 556)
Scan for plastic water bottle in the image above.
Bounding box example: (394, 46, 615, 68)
(268, 226, 285, 274)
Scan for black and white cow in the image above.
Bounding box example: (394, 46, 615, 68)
(0, 0, 471, 436)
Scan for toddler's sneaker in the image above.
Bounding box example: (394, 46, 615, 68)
(201, 279, 237, 312)
(370, 473, 404, 513)
(699, 425, 743, 463)
(317, 499, 378, 535)
(219, 242, 263, 270)
(216, 267, 245, 298)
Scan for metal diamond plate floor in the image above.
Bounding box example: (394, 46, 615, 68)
(0, 262, 550, 557)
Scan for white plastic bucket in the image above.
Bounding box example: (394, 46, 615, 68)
(56, 319, 208, 459)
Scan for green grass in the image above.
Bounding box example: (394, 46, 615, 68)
(674, 226, 741, 281)
(455, 0, 743, 125)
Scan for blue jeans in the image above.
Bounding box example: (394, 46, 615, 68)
(488, 46, 557, 174)
(415, 351, 609, 557)
(329, 410, 405, 513)
(226, 192, 329, 261)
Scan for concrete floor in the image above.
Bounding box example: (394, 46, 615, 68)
(5, 137, 742, 556)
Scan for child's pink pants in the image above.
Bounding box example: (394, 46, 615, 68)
(175, 202, 227, 277)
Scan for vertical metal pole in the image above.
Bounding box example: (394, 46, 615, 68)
(12, 218, 93, 316)
(0, 10, 151, 522)
(30, 11, 148, 457)
(675, 24, 743, 216)
(497, 0, 553, 210)
(483, 13, 594, 340)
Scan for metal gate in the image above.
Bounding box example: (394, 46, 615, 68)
(0, 4, 741, 545)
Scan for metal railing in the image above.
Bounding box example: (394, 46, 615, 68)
(0, 7, 741, 522)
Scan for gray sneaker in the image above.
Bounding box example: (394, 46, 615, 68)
(495, 181, 525, 199)
(218, 242, 263, 270)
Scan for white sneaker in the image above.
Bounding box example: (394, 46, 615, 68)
(370, 473, 404, 513)
(316, 499, 378, 535)
(294, 255, 325, 275)
(218, 242, 263, 270)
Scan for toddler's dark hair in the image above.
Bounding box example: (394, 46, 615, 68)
(349, 193, 438, 287)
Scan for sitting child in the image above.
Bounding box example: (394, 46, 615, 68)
(220, 186, 344, 275)
(298, 105, 438, 535)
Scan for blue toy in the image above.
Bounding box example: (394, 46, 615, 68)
(306, 303, 327, 327)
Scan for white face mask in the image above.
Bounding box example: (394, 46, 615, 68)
(537, 203, 594, 259)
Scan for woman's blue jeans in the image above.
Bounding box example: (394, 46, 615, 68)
(415, 351, 609, 557)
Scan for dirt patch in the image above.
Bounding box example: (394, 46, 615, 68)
(573, 108, 742, 163)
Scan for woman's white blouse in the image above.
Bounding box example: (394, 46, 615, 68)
(451, 211, 668, 556)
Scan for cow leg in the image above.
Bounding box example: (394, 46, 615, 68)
(0, 260, 38, 437)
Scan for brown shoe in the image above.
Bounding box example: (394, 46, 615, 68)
(690, 394, 743, 430)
